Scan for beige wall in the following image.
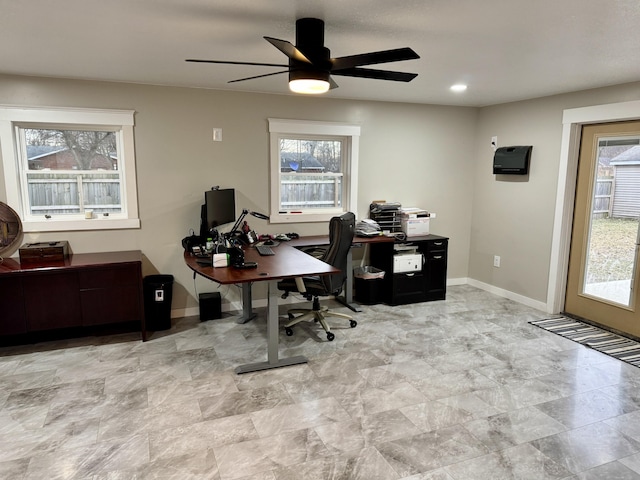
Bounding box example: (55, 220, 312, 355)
(0, 74, 477, 314)
(470, 81, 640, 305)
(5, 73, 638, 315)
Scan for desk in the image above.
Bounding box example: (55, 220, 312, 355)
(184, 246, 338, 374)
(289, 235, 395, 312)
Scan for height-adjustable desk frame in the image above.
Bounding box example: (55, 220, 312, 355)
(288, 234, 395, 312)
(184, 246, 338, 374)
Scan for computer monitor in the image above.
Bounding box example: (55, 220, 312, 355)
(201, 188, 236, 237)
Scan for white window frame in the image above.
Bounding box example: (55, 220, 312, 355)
(0, 105, 140, 232)
(268, 118, 360, 224)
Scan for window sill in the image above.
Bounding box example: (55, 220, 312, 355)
(23, 218, 140, 233)
(270, 212, 341, 224)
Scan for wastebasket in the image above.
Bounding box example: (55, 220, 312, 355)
(143, 274, 174, 331)
(353, 266, 385, 305)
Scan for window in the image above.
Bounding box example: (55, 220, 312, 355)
(0, 106, 139, 232)
(268, 118, 360, 223)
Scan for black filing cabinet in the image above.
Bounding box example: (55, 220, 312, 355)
(369, 234, 448, 305)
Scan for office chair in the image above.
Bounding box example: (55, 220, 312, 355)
(277, 212, 358, 341)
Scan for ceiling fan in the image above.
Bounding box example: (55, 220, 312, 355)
(186, 18, 420, 94)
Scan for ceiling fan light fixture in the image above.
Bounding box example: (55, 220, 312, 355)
(289, 69, 330, 94)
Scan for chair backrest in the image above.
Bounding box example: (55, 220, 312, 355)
(320, 212, 356, 295)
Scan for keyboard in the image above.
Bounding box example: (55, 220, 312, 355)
(256, 245, 275, 256)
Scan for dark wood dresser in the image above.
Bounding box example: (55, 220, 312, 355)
(0, 250, 146, 343)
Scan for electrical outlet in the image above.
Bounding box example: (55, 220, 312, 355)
(212, 128, 223, 142)
(493, 255, 501, 268)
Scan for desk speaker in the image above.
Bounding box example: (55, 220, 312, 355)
(199, 292, 222, 321)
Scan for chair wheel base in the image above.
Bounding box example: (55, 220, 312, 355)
(326, 332, 335, 341)
(350, 320, 357, 328)
(285, 327, 293, 336)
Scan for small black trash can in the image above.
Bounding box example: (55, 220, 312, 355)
(143, 274, 174, 331)
(354, 266, 385, 305)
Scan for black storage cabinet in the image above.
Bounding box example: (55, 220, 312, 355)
(143, 274, 174, 330)
(369, 234, 448, 305)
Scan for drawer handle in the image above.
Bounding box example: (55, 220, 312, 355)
(433, 242, 443, 246)
(433, 255, 443, 259)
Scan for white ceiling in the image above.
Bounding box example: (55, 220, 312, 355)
(2, 0, 640, 107)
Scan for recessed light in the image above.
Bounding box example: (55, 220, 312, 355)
(450, 84, 467, 92)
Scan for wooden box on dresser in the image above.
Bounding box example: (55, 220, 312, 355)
(0, 250, 146, 343)
(369, 234, 448, 305)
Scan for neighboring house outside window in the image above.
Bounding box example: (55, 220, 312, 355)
(268, 118, 360, 224)
(0, 106, 139, 232)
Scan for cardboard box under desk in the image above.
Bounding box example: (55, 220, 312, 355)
(19, 241, 70, 264)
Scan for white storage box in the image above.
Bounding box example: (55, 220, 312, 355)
(393, 253, 423, 273)
(401, 217, 430, 236)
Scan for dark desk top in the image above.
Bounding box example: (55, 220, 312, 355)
(0, 250, 142, 275)
(288, 233, 447, 248)
(184, 244, 338, 285)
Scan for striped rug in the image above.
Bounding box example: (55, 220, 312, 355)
(530, 317, 640, 368)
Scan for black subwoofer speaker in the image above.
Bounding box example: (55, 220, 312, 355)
(199, 292, 222, 321)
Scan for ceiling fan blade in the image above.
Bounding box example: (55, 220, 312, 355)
(331, 47, 419, 71)
(227, 69, 291, 84)
(331, 67, 418, 82)
(264, 37, 312, 63)
(186, 59, 289, 68)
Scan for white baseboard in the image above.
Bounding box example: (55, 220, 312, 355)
(170, 294, 310, 319)
(171, 277, 548, 318)
(466, 278, 548, 312)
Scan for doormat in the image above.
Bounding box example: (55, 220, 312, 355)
(530, 317, 640, 368)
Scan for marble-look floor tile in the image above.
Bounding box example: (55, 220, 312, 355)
(0, 458, 30, 478)
(535, 389, 632, 429)
(472, 378, 563, 411)
(399, 469, 455, 480)
(199, 384, 292, 421)
(574, 461, 640, 480)
(250, 397, 352, 437)
(444, 442, 572, 479)
(313, 408, 421, 452)
(214, 428, 330, 480)
(149, 413, 260, 462)
(282, 369, 368, 403)
(376, 424, 490, 477)
(400, 400, 474, 432)
(620, 452, 640, 475)
(25, 433, 150, 479)
(536, 364, 623, 397)
(2, 286, 640, 479)
(462, 405, 566, 451)
(97, 397, 202, 441)
(272, 445, 399, 480)
(336, 381, 427, 418)
(604, 410, 640, 442)
(436, 391, 505, 420)
(410, 369, 498, 400)
(531, 421, 640, 474)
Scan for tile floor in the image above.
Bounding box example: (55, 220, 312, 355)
(2, 285, 640, 479)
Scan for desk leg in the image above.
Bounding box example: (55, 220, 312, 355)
(336, 247, 363, 312)
(235, 280, 308, 374)
(235, 282, 258, 324)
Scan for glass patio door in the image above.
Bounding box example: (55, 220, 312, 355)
(565, 121, 640, 337)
